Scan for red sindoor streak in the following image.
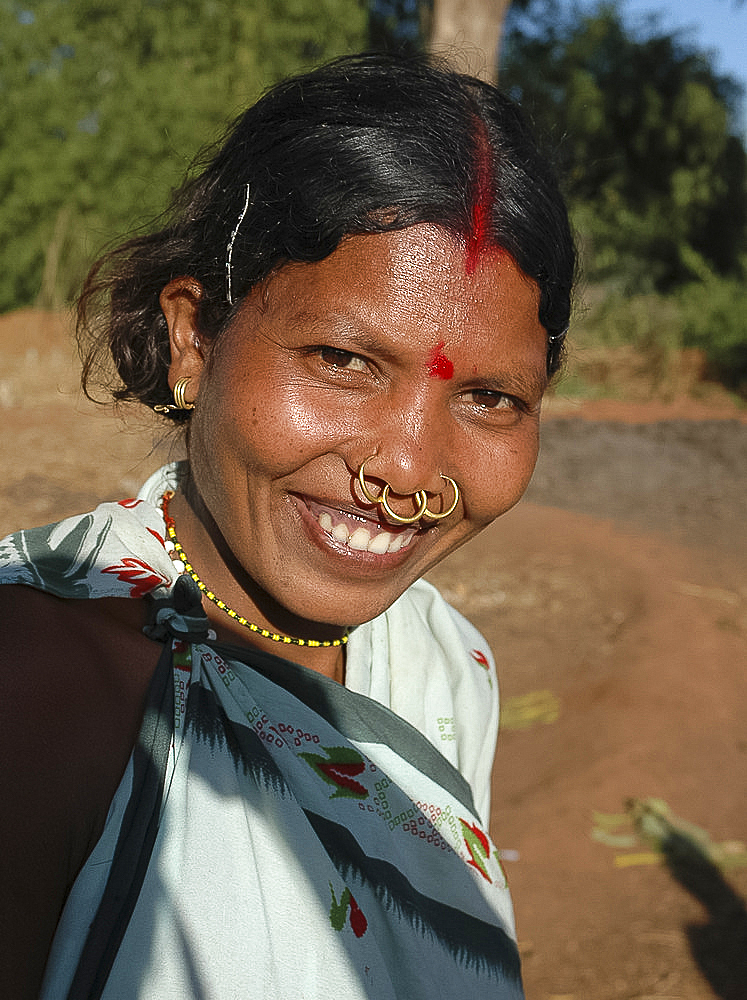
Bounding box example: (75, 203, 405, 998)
(465, 118, 499, 276)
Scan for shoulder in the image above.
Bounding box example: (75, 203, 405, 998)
(0, 585, 160, 997)
(0, 476, 178, 604)
(0, 584, 159, 800)
(381, 579, 500, 823)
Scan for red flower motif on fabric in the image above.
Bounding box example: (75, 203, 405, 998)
(470, 649, 493, 687)
(329, 884, 368, 937)
(459, 818, 493, 882)
(147, 527, 166, 547)
(101, 558, 170, 598)
(299, 746, 368, 799)
(470, 649, 489, 670)
(348, 893, 368, 938)
(173, 640, 192, 674)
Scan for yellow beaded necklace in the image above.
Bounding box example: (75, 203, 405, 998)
(162, 491, 348, 648)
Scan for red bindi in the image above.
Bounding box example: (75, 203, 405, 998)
(427, 341, 454, 380)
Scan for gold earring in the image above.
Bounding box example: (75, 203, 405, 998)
(154, 376, 195, 414)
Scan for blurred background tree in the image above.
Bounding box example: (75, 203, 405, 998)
(501, 1, 746, 292)
(498, 0, 746, 393)
(0, 0, 367, 311)
(371, 0, 532, 75)
(1, 0, 745, 392)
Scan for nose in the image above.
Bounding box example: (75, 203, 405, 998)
(357, 399, 450, 501)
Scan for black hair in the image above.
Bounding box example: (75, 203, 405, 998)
(79, 52, 576, 417)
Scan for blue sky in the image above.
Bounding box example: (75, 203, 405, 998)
(619, 0, 746, 132)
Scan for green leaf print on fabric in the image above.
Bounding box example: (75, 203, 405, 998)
(328, 884, 368, 938)
(459, 818, 492, 882)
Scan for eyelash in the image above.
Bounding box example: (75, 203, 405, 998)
(463, 389, 526, 413)
(315, 346, 368, 372)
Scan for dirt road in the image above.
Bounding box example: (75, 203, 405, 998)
(2, 310, 746, 998)
(429, 419, 747, 1000)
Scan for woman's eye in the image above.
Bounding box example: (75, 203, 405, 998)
(464, 389, 522, 412)
(317, 347, 368, 372)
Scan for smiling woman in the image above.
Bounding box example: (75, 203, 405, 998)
(0, 53, 574, 1000)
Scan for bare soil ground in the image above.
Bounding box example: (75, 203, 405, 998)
(2, 310, 746, 999)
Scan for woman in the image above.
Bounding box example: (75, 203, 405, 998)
(0, 54, 574, 999)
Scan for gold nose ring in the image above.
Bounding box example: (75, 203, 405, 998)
(357, 461, 459, 524)
(379, 484, 429, 524)
(358, 462, 428, 523)
(423, 476, 459, 520)
(357, 460, 386, 505)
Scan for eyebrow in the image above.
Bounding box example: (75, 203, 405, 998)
(469, 365, 548, 399)
(286, 309, 407, 362)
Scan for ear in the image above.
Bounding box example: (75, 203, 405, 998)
(159, 277, 207, 396)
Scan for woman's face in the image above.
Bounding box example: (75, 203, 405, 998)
(182, 224, 548, 630)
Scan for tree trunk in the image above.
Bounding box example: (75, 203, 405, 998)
(429, 0, 512, 83)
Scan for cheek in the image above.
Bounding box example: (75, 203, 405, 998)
(465, 428, 540, 522)
(195, 369, 349, 477)
(278, 386, 341, 440)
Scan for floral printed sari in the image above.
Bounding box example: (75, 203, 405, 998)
(0, 464, 523, 999)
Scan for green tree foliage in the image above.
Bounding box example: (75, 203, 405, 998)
(369, 0, 423, 53)
(0, 0, 367, 311)
(501, 1, 747, 293)
(677, 272, 747, 394)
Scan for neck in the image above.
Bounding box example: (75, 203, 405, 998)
(166, 485, 348, 683)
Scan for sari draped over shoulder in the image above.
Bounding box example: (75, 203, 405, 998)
(0, 464, 523, 999)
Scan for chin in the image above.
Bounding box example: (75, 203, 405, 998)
(283, 580, 411, 632)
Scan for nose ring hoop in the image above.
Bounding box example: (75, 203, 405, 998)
(380, 484, 429, 524)
(425, 476, 459, 520)
(357, 461, 460, 524)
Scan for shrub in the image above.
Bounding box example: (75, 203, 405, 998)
(676, 273, 747, 395)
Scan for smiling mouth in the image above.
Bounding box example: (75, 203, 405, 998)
(305, 500, 417, 555)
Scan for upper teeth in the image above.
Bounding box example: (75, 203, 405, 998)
(317, 511, 413, 554)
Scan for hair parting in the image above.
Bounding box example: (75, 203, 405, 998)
(226, 183, 252, 306)
(465, 116, 498, 276)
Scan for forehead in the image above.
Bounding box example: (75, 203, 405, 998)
(243, 224, 546, 367)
